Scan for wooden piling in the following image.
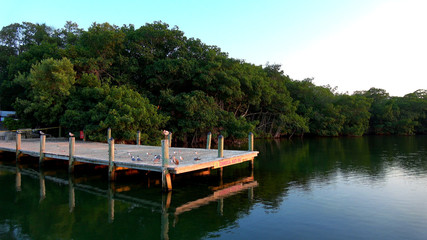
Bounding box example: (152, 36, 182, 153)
(206, 132, 212, 149)
(136, 131, 141, 145)
(161, 140, 172, 191)
(168, 132, 172, 147)
(248, 132, 254, 151)
(59, 126, 62, 138)
(218, 135, 224, 158)
(68, 137, 75, 173)
(39, 134, 46, 166)
(16, 132, 21, 161)
(107, 128, 111, 142)
(108, 138, 116, 181)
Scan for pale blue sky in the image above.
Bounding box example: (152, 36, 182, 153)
(1, 0, 425, 96)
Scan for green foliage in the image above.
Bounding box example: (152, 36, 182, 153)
(1, 21, 426, 143)
(335, 94, 372, 136)
(13, 57, 76, 126)
(3, 117, 28, 130)
(61, 83, 168, 144)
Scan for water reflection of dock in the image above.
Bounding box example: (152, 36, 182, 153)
(0, 164, 257, 239)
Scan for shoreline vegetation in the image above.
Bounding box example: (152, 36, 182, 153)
(0, 21, 426, 146)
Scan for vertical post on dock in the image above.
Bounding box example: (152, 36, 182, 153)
(206, 132, 212, 149)
(162, 140, 172, 191)
(59, 126, 62, 138)
(248, 132, 254, 151)
(108, 138, 116, 181)
(248, 132, 255, 170)
(218, 135, 224, 158)
(16, 132, 21, 161)
(107, 128, 111, 142)
(136, 131, 141, 145)
(168, 132, 172, 147)
(68, 137, 75, 173)
(39, 134, 46, 166)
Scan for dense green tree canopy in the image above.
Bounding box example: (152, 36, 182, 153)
(0, 21, 425, 144)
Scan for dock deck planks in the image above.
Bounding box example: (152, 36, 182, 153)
(0, 138, 258, 174)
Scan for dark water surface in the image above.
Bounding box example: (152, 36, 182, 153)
(1, 136, 426, 239)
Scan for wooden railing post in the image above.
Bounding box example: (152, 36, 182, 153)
(218, 135, 224, 158)
(16, 132, 21, 161)
(68, 136, 75, 173)
(107, 128, 111, 142)
(168, 132, 172, 147)
(108, 138, 116, 181)
(136, 131, 141, 145)
(206, 132, 212, 149)
(248, 132, 254, 151)
(162, 140, 172, 191)
(39, 134, 46, 166)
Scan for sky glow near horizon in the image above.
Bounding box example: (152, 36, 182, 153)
(1, 0, 425, 96)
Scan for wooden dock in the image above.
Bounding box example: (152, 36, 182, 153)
(0, 133, 258, 191)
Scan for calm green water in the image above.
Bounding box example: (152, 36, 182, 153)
(1, 136, 426, 240)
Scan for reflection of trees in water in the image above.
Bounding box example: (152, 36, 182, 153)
(254, 136, 427, 210)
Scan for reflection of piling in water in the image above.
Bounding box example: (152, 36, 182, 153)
(69, 176, 75, 212)
(39, 171, 45, 202)
(1, 164, 257, 239)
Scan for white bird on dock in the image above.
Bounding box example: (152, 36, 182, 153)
(162, 130, 169, 136)
(179, 156, 183, 161)
(39, 131, 45, 135)
(69, 132, 74, 137)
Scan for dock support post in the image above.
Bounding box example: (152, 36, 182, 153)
(39, 134, 46, 167)
(218, 135, 224, 158)
(248, 132, 254, 151)
(136, 131, 141, 145)
(107, 128, 111, 142)
(16, 132, 21, 161)
(108, 138, 116, 181)
(168, 132, 172, 147)
(59, 126, 62, 138)
(68, 137, 75, 173)
(206, 132, 212, 149)
(162, 140, 172, 191)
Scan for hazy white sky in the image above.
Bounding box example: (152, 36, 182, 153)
(1, 0, 425, 96)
